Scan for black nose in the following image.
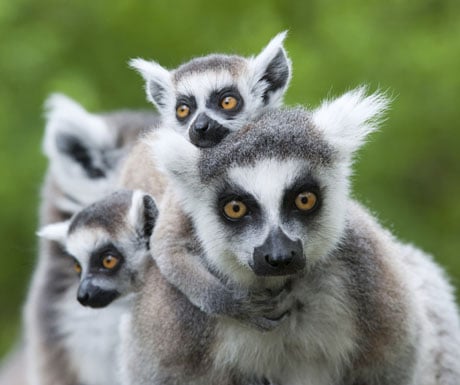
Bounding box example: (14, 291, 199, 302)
(192, 113, 210, 132)
(189, 112, 229, 148)
(252, 228, 305, 276)
(77, 278, 120, 308)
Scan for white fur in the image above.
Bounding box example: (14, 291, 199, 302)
(37, 220, 70, 244)
(129, 58, 174, 110)
(312, 87, 389, 159)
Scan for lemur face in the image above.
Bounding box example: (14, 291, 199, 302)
(39, 190, 158, 308)
(153, 88, 388, 286)
(131, 32, 291, 148)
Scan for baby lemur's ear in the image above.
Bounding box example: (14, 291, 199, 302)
(128, 190, 159, 242)
(129, 58, 174, 113)
(37, 221, 70, 245)
(249, 31, 292, 108)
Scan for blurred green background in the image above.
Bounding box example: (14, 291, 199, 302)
(1, 0, 459, 357)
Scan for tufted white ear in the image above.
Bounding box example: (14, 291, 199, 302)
(37, 221, 70, 245)
(312, 87, 389, 159)
(248, 31, 292, 108)
(43, 94, 113, 162)
(128, 190, 158, 241)
(147, 128, 201, 190)
(129, 58, 174, 113)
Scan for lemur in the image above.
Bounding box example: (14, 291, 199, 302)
(120, 89, 460, 385)
(21, 33, 292, 385)
(130, 31, 291, 148)
(22, 96, 159, 385)
(38, 189, 158, 309)
(36, 190, 157, 385)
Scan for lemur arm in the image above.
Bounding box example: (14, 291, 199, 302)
(150, 194, 285, 331)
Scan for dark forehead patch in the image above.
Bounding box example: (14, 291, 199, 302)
(173, 54, 246, 83)
(199, 107, 335, 183)
(69, 190, 133, 236)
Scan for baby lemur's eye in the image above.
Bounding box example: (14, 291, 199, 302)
(220, 96, 238, 110)
(101, 255, 120, 270)
(74, 261, 82, 275)
(223, 200, 248, 220)
(294, 191, 318, 212)
(176, 104, 190, 119)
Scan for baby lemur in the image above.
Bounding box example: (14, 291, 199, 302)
(120, 89, 460, 385)
(130, 31, 291, 148)
(38, 190, 158, 309)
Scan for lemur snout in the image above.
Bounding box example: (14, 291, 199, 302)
(77, 278, 120, 308)
(189, 113, 229, 148)
(252, 228, 305, 276)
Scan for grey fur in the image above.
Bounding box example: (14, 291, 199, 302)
(122, 98, 460, 385)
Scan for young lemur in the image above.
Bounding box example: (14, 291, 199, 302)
(38, 189, 158, 309)
(22, 96, 159, 385)
(37, 190, 157, 385)
(130, 31, 291, 148)
(120, 89, 460, 385)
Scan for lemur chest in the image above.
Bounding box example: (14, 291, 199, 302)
(56, 287, 129, 385)
(212, 288, 358, 385)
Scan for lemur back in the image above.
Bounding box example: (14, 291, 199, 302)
(121, 92, 460, 385)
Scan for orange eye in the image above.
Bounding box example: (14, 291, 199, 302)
(294, 192, 318, 212)
(223, 200, 248, 220)
(74, 262, 82, 275)
(176, 104, 190, 119)
(220, 96, 238, 110)
(102, 255, 119, 270)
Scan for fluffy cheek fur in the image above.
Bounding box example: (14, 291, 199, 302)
(299, 162, 351, 265)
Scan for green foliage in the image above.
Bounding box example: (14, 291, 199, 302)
(0, 0, 459, 356)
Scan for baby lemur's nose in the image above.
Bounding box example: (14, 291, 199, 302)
(77, 278, 120, 308)
(189, 113, 229, 148)
(252, 228, 305, 276)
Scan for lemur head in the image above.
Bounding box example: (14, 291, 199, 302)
(152, 88, 388, 286)
(38, 190, 158, 308)
(43, 94, 158, 212)
(130, 32, 291, 148)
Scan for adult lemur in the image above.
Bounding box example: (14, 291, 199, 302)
(121, 89, 460, 385)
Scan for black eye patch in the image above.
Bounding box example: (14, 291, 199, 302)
(175, 94, 197, 123)
(207, 86, 244, 118)
(89, 243, 124, 275)
(282, 176, 323, 222)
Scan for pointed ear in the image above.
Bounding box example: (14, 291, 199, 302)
(37, 221, 70, 244)
(312, 87, 390, 160)
(248, 31, 292, 107)
(43, 93, 113, 177)
(146, 128, 201, 190)
(129, 58, 174, 112)
(128, 190, 159, 243)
